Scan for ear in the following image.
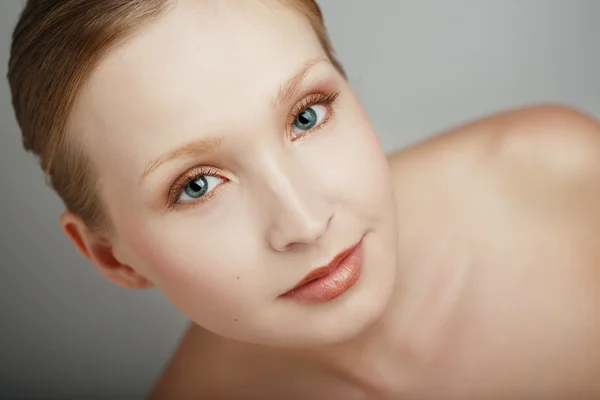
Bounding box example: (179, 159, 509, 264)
(60, 211, 154, 290)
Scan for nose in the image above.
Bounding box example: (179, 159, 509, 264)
(267, 197, 333, 252)
(262, 163, 334, 252)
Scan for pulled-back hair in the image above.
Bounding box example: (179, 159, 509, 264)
(7, 0, 344, 233)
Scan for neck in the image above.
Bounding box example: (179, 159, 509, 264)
(290, 245, 470, 395)
(290, 285, 416, 394)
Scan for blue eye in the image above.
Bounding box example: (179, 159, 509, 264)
(179, 175, 223, 202)
(292, 104, 327, 138)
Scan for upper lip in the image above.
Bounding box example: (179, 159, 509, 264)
(283, 240, 361, 294)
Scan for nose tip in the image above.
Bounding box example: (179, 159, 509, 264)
(269, 211, 333, 252)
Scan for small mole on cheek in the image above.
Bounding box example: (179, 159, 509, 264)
(234, 318, 238, 322)
(236, 276, 240, 280)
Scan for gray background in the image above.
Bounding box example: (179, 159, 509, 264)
(1, 0, 599, 398)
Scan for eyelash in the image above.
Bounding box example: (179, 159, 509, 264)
(167, 166, 227, 210)
(287, 91, 339, 140)
(167, 90, 340, 210)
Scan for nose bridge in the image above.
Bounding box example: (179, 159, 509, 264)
(259, 152, 333, 251)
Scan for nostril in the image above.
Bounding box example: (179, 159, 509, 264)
(266, 198, 334, 252)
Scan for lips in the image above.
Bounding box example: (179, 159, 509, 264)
(280, 238, 364, 302)
(287, 242, 359, 292)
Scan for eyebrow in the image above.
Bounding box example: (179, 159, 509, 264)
(141, 137, 223, 183)
(272, 56, 330, 109)
(141, 57, 330, 183)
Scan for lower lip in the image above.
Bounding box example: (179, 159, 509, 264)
(283, 241, 364, 303)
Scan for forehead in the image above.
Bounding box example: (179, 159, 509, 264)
(72, 0, 326, 166)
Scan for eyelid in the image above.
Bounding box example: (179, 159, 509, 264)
(162, 90, 340, 211)
(166, 166, 230, 210)
(287, 91, 340, 141)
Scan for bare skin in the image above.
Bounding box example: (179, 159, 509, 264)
(149, 105, 600, 399)
(34, 0, 597, 398)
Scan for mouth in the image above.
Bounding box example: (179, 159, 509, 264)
(280, 237, 365, 303)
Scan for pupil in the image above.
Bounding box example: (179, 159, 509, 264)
(295, 107, 317, 130)
(185, 176, 208, 198)
(299, 113, 310, 124)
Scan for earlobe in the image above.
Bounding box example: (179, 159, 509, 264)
(59, 211, 154, 290)
(62, 213, 92, 259)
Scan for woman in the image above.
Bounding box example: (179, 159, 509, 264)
(7, 0, 600, 398)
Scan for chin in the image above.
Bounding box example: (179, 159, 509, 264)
(279, 283, 396, 350)
(321, 226, 399, 345)
(258, 231, 399, 349)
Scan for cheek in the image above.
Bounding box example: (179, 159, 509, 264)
(116, 213, 264, 319)
(320, 103, 393, 209)
(343, 138, 393, 214)
(330, 93, 388, 169)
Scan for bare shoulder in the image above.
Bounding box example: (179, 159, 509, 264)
(389, 104, 600, 168)
(387, 103, 600, 301)
(147, 323, 233, 399)
(459, 104, 600, 215)
(387, 103, 600, 284)
(147, 323, 355, 400)
(483, 104, 600, 178)
(147, 323, 296, 399)
(388, 104, 600, 199)
(387, 105, 600, 394)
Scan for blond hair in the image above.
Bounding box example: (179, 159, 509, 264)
(7, 0, 344, 234)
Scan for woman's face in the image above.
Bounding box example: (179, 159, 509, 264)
(70, 0, 399, 347)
